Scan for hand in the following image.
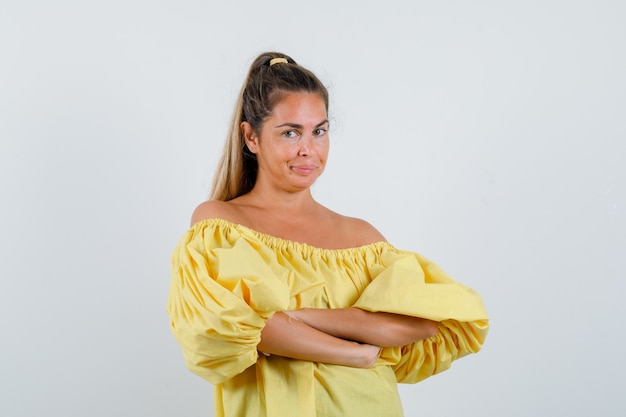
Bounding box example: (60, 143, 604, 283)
(259, 311, 382, 368)
(351, 343, 381, 369)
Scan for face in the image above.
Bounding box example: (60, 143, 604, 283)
(243, 92, 329, 193)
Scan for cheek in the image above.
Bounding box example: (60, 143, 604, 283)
(317, 141, 330, 160)
(265, 143, 296, 160)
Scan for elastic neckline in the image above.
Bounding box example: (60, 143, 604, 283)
(192, 218, 393, 255)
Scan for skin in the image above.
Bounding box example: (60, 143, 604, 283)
(192, 92, 438, 368)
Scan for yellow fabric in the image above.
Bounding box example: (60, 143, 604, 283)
(167, 219, 489, 417)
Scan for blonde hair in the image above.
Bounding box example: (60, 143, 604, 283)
(210, 52, 329, 201)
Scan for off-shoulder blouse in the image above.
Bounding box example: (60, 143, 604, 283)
(167, 219, 489, 417)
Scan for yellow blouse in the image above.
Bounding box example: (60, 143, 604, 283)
(167, 219, 489, 417)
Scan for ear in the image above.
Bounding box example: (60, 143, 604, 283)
(241, 122, 259, 154)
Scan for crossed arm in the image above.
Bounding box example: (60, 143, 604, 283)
(257, 308, 439, 369)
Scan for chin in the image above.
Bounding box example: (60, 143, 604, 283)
(289, 178, 319, 191)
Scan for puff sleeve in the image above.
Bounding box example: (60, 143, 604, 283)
(353, 249, 489, 384)
(167, 222, 290, 384)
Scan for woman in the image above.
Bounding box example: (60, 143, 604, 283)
(167, 52, 489, 417)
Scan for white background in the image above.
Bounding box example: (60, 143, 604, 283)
(1, 1, 625, 416)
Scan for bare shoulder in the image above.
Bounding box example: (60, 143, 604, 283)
(334, 213, 387, 246)
(190, 200, 241, 226)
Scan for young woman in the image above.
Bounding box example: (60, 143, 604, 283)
(167, 52, 489, 417)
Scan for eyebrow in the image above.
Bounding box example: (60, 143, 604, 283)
(274, 120, 329, 129)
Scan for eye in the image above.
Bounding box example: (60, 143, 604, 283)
(283, 130, 299, 138)
(313, 128, 327, 137)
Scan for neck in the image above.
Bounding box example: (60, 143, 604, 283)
(248, 186, 316, 210)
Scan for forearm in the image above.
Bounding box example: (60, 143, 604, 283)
(258, 312, 380, 368)
(287, 308, 439, 347)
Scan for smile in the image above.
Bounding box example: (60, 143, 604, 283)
(291, 165, 317, 175)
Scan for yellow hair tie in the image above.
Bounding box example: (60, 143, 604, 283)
(269, 57, 288, 66)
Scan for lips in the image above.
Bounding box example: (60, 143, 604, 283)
(291, 165, 317, 175)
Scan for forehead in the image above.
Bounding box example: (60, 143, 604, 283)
(269, 92, 328, 123)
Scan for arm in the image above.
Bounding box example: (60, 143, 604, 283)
(258, 312, 380, 368)
(286, 308, 439, 347)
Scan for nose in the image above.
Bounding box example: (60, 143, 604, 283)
(298, 135, 314, 156)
